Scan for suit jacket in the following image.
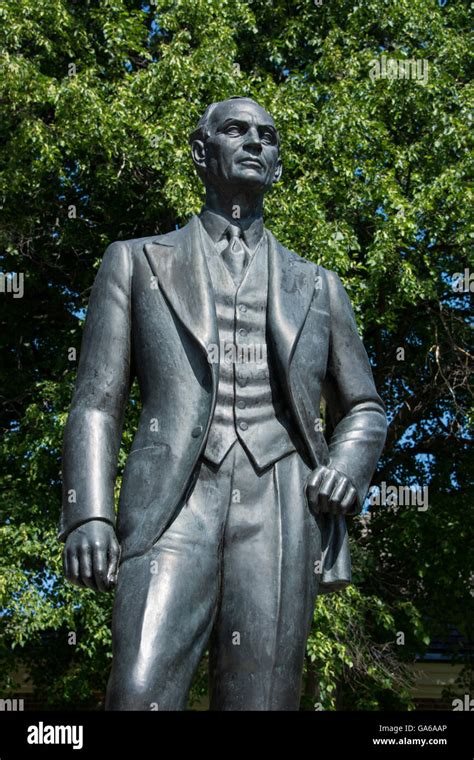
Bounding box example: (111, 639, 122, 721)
(59, 215, 387, 588)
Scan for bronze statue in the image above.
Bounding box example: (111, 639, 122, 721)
(59, 96, 387, 710)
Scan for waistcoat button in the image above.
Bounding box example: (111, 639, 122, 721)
(191, 426, 203, 438)
(239, 421, 248, 431)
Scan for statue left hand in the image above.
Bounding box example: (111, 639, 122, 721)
(306, 465, 357, 515)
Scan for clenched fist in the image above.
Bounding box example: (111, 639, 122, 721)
(62, 520, 121, 592)
(306, 465, 357, 515)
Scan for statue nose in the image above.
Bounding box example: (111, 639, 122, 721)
(243, 127, 262, 149)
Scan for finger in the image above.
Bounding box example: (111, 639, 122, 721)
(318, 470, 339, 513)
(341, 485, 357, 514)
(66, 547, 81, 587)
(306, 466, 328, 490)
(107, 540, 121, 586)
(78, 545, 96, 590)
(92, 545, 109, 593)
(306, 468, 327, 511)
(328, 477, 349, 515)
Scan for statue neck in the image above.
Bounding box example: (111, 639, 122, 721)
(204, 186, 264, 226)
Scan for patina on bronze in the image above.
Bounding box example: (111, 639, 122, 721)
(59, 97, 387, 710)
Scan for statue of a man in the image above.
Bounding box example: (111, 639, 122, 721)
(59, 96, 387, 710)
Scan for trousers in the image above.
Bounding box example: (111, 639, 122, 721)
(105, 439, 322, 710)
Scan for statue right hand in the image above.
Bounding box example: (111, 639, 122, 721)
(62, 520, 121, 592)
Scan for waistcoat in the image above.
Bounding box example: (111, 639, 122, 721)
(200, 223, 299, 470)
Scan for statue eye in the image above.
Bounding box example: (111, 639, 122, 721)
(225, 124, 243, 136)
(261, 130, 276, 144)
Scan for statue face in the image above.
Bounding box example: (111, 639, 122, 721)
(197, 99, 282, 193)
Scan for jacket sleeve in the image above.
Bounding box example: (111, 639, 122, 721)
(58, 241, 133, 541)
(322, 269, 387, 515)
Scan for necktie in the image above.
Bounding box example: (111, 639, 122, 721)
(221, 224, 248, 284)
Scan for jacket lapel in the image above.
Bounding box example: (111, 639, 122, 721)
(266, 229, 317, 376)
(144, 215, 219, 359)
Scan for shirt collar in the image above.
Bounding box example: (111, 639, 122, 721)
(198, 206, 264, 252)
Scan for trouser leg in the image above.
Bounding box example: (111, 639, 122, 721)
(105, 454, 234, 711)
(208, 442, 321, 710)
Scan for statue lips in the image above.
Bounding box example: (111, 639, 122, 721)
(237, 157, 265, 170)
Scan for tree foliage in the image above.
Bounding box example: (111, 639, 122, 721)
(0, 0, 472, 709)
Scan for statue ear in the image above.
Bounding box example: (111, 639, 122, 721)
(191, 139, 207, 173)
(272, 157, 283, 184)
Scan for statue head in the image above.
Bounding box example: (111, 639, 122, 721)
(189, 97, 282, 196)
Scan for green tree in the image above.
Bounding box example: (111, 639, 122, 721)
(0, 0, 471, 709)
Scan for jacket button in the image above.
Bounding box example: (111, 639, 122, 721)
(191, 426, 203, 438)
(239, 421, 248, 431)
